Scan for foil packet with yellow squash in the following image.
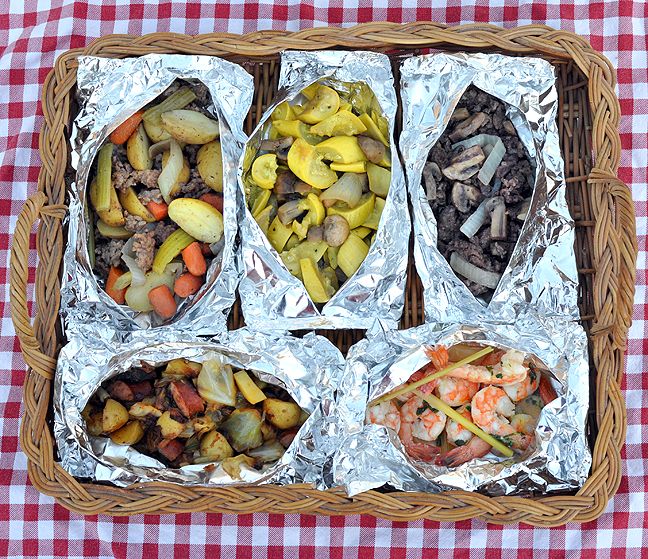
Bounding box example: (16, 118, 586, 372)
(238, 51, 409, 331)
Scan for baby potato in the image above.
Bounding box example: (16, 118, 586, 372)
(200, 430, 234, 460)
(262, 398, 301, 430)
(156, 411, 185, 439)
(168, 198, 224, 243)
(197, 141, 223, 191)
(164, 358, 202, 377)
(110, 420, 144, 445)
(82, 405, 104, 436)
(161, 109, 220, 145)
(90, 179, 125, 227)
(127, 123, 152, 170)
(102, 398, 129, 433)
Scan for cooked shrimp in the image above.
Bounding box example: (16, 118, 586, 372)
(398, 395, 446, 462)
(408, 346, 450, 394)
(445, 405, 473, 447)
(502, 369, 540, 402)
(436, 376, 479, 407)
(438, 436, 492, 468)
(366, 400, 401, 433)
(510, 413, 536, 436)
(538, 374, 557, 405)
(447, 349, 527, 385)
(470, 386, 533, 451)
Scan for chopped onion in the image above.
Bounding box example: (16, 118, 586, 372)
(113, 271, 132, 290)
(121, 237, 146, 286)
(450, 252, 502, 289)
(451, 134, 501, 151)
(318, 173, 365, 208)
(459, 199, 489, 238)
(157, 138, 183, 203)
(477, 137, 505, 186)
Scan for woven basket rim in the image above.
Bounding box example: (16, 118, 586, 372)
(9, 23, 636, 526)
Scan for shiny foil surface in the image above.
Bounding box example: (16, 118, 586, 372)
(62, 54, 253, 335)
(238, 50, 409, 331)
(54, 329, 344, 488)
(400, 53, 579, 325)
(334, 318, 591, 497)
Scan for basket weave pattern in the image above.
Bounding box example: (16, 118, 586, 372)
(10, 23, 636, 525)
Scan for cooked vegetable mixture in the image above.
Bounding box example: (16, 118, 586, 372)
(367, 343, 556, 467)
(424, 86, 534, 300)
(82, 357, 307, 471)
(90, 81, 225, 320)
(245, 81, 392, 304)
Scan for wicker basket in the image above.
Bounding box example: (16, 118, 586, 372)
(10, 23, 636, 525)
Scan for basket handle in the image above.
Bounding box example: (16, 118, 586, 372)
(10, 192, 59, 380)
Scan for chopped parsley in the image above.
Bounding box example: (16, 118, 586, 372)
(495, 373, 503, 379)
(492, 434, 513, 448)
(486, 365, 494, 374)
(416, 401, 438, 415)
(529, 369, 537, 382)
(465, 405, 471, 412)
(455, 440, 466, 447)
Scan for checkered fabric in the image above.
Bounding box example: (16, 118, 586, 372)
(1, 1, 646, 557)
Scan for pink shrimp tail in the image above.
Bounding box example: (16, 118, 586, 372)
(538, 375, 557, 405)
(398, 422, 439, 462)
(424, 345, 449, 370)
(437, 437, 491, 467)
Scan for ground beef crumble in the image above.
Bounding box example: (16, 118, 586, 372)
(132, 231, 156, 273)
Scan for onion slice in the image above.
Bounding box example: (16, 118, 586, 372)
(148, 139, 172, 159)
(451, 134, 501, 151)
(121, 237, 147, 286)
(459, 199, 489, 238)
(318, 173, 365, 208)
(450, 252, 502, 289)
(157, 138, 183, 203)
(477, 137, 505, 186)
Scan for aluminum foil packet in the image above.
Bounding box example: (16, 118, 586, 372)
(238, 50, 409, 331)
(54, 328, 344, 488)
(400, 53, 578, 324)
(334, 318, 591, 497)
(61, 54, 253, 336)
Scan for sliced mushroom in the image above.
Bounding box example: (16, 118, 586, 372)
(307, 225, 324, 242)
(442, 145, 485, 181)
(448, 112, 488, 142)
(260, 136, 294, 161)
(450, 107, 470, 121)
(274, 170, 297, 199)
(323, 215, 350, 247)
(502, 120, 516, 135)
(514, 198, 531, 221)
(357, 135, 386, 164)
(485, 196, 507, 240)
(277, 200, 304, 225)
(294, 181, 313, 196)
(451, 182, 482, 213)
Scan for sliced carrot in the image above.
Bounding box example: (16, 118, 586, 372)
(146, 200, 169, 221)
(181, 242, 207, 276)
(174, 273, 204, 298)
(106, 267, 127, 304)
(147, 284, 177, 319)
(110, 111, 144, 145)
(199, 192, 223, 213)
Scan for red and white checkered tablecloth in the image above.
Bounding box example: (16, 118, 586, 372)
(1, 1, 646, 557)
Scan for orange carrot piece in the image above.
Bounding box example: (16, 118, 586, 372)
(105, 267, 127, 304)
(174, 273, 204, 298)
(199, 192, 223, 213)
(181, 242, 207, 276)
(146, 200, 168, 221)
(110, 111, 144, 145)
(147, 284, 177, 319)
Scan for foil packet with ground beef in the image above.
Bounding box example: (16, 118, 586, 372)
(62, 54, 253, 336)
(400, 53, 579, 325)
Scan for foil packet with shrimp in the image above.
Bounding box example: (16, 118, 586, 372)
(237, 50, 409, 330)
(54, 328, 344, 487)
(61, 54, 253, 335)
(333, 319, 591, 496)
(399, 53, 578, 324)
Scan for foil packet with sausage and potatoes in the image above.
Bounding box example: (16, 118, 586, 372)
(62, 54, 253, 335)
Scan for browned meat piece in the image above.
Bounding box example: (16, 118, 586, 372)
(158, 438, 185, 462)
(278, 427, 299, 448)
(169, 381, 204, 418)
(123, 213, 148, 233)
(94, 238, 125, 276)
(132, 231, 156, 273)
(108, 380, 134, 402)
(180, 169, 210, 199)
(130, 381, 153, 401)
(135, 170, 161, 189)
(137, 188, 163, 206)
(151, 222, 177, 245)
